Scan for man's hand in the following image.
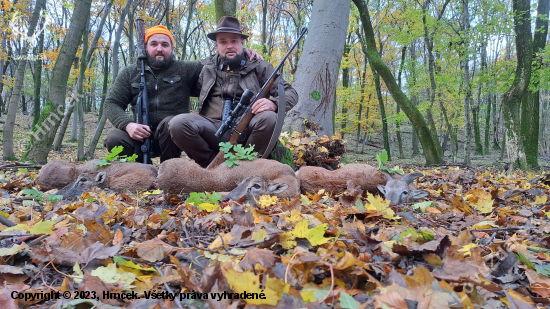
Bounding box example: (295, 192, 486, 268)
(245, 49, 264, 61)
(126, 122, 151, 141)
(251, 98, 276, 114)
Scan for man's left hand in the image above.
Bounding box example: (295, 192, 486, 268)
(245, 49, 264, 61)
(251, 98, 276, 114)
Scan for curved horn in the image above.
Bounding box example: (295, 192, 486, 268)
(402, 172, 424, 184)
(381, 172, 393, 183)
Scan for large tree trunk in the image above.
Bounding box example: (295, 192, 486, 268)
(353, 0, 442, 164)
(215, 0, 236, 21)
(502, 0, 533, 170)
(521, 0, 549, 168)
(282, 0, 350, 136)
(24, 0, 93, 164)
(85, 0, 133, 159)
(3, 0, 46, 160)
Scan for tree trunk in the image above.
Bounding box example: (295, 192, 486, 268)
(85, 0, 133, 159)
(181, 0, 197, 60)
(340, 39, 351, 140)
(502, 0, 533, 170)
(77, 18, 90, 161)
(3, 0, 45, 160)
(461, 0, 472, 165)
(353, 0, 442, 164)
(355, 64, 367, 154)
(54, 0, 114, 151)
(282, 0, 350, 136)
(97, 46, 109, 122)
(32, 17, 45, 129)
(262, 0, 268, 54)
(395, 45, 406, 159)
(484, 91, 491, 155)
(521, 0, 549, 168)
(409, 42, 419, 156)
(371, 65, 391, 161)
(24, 0, 93, 164)
(215, 0, 236, 21)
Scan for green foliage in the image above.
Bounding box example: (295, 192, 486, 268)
(535, 264, 550, 277)
(400, 228, 434, 244)
(516, 252, 535, 269)
(219, 142, 258, 168)
(310, 90, 321, 101)
(22, 189, 62, 203)
(185, 192, 223, 207)
(376, 149, 403, 174)
(94, 146, 137, 167)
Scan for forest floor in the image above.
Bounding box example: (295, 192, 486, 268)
(0, 112, 549, 308)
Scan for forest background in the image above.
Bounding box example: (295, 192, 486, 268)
(0, 0, 549, 171)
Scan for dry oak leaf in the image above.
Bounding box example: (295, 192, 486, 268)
(133, 238, 180, 262)
(504, 288, 536, 309)
(78, 272, 126, 306)
(0, 283, 30, 309)
(524, 269, 550, 297)
(374, 291, 408, 309)
(81, 242, 121, 264)
(392, 235, 451, 256)
(239, 248, 277, 271)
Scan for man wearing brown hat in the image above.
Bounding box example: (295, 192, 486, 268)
(103, 24, 262, 163)
(167, 16, 299, 168)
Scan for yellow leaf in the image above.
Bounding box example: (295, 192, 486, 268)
(199, 203, 219, 212)
(535, 196, 548, 205)
(279, 220, 331, 249)
(301, 289, 315, 302)
(318, 146, 329, 154)
(251, 229, 269, 242)
(91, 263, 136, 290)
(224, 269, 289, 306)
(365, 192, 395, 219)
(4, 224, 32, 233)
(73, 263, 84, 284)
(472, 221, 498, 229)
(257, 195, 278, 209)
(474, 197, 494, 214)
(458, 243, 478, 257)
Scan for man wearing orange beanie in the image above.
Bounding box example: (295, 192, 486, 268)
(103, 24, 261, 163)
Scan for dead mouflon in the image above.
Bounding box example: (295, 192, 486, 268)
(222, 175, 290, 206)
(56, 172, 111, 200)
(377, 172, 429, 205)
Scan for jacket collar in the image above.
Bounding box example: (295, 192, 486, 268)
(206, 54, 259, 75)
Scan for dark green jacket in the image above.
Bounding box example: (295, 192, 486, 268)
(104, 60, 202, 132)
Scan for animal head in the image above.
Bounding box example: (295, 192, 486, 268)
(222, 175, 289, 206)
(377, 172, 429, 205)
(57, 172, 107, 200)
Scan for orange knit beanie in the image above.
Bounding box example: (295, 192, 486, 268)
(145, 25, 174, 46)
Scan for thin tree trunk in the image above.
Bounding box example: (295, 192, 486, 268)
(462, 0, 472, 165)
(521, 0, 549, 168)
(32, 17, 45, 129)
(3, 0, 45, 160)
(484, 90, 492, 155)
(24, 0, 93, 164)
(54, 0, 114, 151)
(371, 65, 391, 161)
(181, 0, 197, 60)
(502, 0, 533, 170)
(353, 0, 442, 164)
(262, 0, 268, 54)
(341, 38, 351, 140)
(355, 65, 367, 154)
(77, 18, 90, 161)
(85, 0, 133, 159)
(395, 45, 406, 159)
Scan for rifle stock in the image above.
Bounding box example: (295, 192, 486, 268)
(207, 74, 279, 169)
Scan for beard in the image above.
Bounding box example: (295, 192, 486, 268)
(147, 51, 175, 69)
(221, 51, 246, 69)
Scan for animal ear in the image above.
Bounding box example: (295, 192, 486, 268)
(377, 184, 386, 195)
(402, 172, 424, 184)
(268, 183, 289, 194)
(411, 189, 429, 199)
(95, 171, 107, 184)
(380, 172, 393, 183)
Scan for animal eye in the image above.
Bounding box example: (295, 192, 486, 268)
(402, 191, 408, 195)
(253, 184, 261, 189)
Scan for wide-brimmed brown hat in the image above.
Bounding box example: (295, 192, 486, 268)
(207, 16, 249, 41)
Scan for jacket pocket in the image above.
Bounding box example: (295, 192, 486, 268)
(162, 75, 181, 84)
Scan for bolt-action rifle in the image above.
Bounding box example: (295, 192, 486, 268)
(206, 27, 308, 170)
(134, 18, 153, 164)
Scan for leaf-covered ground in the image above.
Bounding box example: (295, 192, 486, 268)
(1, 113, 550, 308)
